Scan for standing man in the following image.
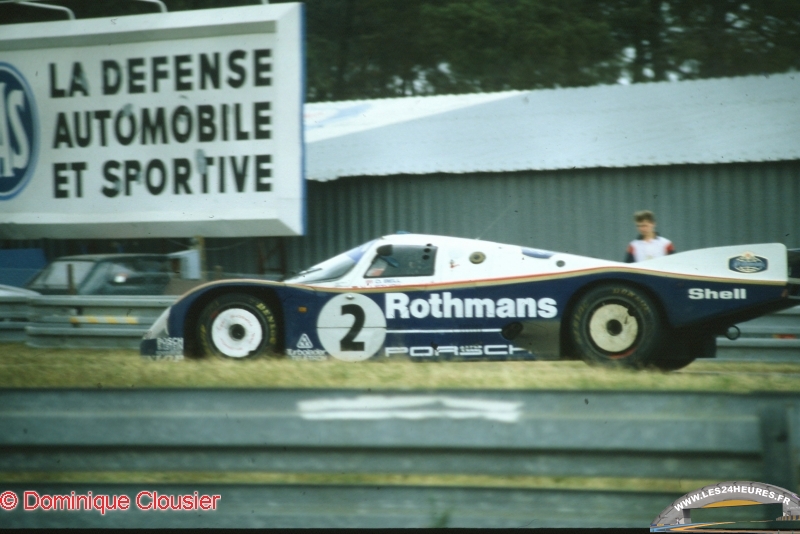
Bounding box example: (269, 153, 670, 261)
(625, 210, 675, 262)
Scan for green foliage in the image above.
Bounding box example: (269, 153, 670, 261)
(420, 0, 621, 92)
(302, 0, 439, 100)
(2, 0, 798, 99)
(667, 0, 800, 79)
(294, 0, 800, 100)
(601, 0, 800, 81)
(300, 0, 621, 99)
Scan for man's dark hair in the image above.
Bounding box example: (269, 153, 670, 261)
(633, 210, 656, 223)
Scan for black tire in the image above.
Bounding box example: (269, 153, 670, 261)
(652, 354, 696, 371)
(197, 293, 278, 359)
(652, 332, 711, 371)
(570, 284, 664, 369)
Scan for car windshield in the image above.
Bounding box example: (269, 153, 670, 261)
(26, 260, 95, 291)
(286, 240, 377, 284)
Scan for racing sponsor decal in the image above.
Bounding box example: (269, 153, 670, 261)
(296, 333, 314, 349)
(729, 252, 768, 274)
(316, 293, 387, 362)
(385, 291, 557, 319)
(156, 337, 183, 354)
(386, 344, 528, 358)
(287, 332, 327, 360)
(0, 62, 39, 200)
(688, 288, 747, 300)
(286, 349, 327, 360)
(364, 278, 402, 287)
(140, 337, 184, 360)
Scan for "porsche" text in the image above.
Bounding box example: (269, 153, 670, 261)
(386, 345, 529, 358)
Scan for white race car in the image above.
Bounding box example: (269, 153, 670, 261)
(142, 233, 800, 370)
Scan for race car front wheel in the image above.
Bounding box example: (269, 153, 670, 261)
(197, 293, 278, 359)
(570, 284, 663, 369)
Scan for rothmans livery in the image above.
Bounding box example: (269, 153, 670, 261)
(141, 233, 800, 370)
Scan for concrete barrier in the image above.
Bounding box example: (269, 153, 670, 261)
(0, 389, 797, 527)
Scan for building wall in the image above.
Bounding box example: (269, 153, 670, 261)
(4, 160, 798, 279)
(285, 160, 800, 272)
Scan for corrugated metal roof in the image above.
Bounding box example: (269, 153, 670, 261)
(304, 73, 800, 181)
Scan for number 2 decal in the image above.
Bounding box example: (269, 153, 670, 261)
(316, 293, 387, 362)
(340, 304, 365, 351)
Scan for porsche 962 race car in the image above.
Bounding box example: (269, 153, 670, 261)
(141, 234, 800, 370)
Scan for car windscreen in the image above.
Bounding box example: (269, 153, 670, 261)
(286, 240, 377, 284)
(78, 259, 171, 294)
(26, 260, 95, 291)
(364, 245, 437, 278)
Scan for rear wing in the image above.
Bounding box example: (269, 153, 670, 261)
(639, 243, 788, 283)
(788, 248, 800, 282)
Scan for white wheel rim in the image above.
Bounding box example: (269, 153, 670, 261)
(210, 308, 264, 358)
(588, 303, 638, 353)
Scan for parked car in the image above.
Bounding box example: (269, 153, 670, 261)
(26, 254, 175, 296)
(0, 284, 39, 297)
(141, 233, 800, 370)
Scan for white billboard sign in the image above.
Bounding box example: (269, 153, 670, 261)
(0, 3, 304, 239)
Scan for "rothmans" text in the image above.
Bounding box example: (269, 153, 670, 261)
(385, 292, 557, 319)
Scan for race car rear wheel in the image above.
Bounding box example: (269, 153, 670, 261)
(652, 332, 711, 371)
(570, 284, 664, 369)
(197, 293, 278, 359)
(652, 353, 696, 371)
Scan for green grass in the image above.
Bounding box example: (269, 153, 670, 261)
(2, 343, 799, 391)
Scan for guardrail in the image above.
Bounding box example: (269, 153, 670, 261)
(0, 296, 798, 359)
(717, 306, 800, 362)
(0, 389, 797, 527)
(0, 295, 35, 342)
(23, 296, 177, 349)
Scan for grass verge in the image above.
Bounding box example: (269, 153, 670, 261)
(2, 343, 799, 391)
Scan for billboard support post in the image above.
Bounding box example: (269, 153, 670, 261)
(193, 236, 207, 281)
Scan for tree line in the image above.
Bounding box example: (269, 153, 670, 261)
(3, 0, 798, 101)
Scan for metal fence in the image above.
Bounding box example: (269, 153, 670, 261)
(0, 295, 177, 349)
(0, 295, 35, 342)
(2, 296, 799, 361)
(0, 389, 798, 527)
(717, 306, 800, 362)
